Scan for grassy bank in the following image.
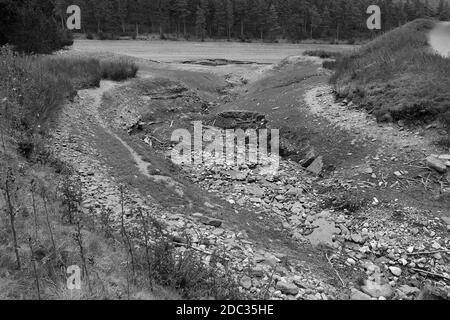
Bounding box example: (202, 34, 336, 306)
(331, 19, 450, 130)
(0, 46, 138, 153)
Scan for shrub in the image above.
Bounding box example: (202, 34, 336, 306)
(59, 30, 74, 47)
(303, 50, 342, 59)
(322, 60, 336, 70)
(2, 0, 70, 54)
(132, 215, 243, 299)
(100, 58, 138, 81)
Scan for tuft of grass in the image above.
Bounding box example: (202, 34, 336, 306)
(100, 58, 138, 81)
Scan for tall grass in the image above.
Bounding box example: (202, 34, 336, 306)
(41, 56, 102, 89)
(100, 58, 138, 81)
(331, 19, 450, 126)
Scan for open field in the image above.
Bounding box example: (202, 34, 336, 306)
(72, 40, 356, 64)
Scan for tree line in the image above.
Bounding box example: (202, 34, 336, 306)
(66, 0, 450, 41)
(1, 0, 450, 53)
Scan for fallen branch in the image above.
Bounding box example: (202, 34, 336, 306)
(411, 268, 450, 281)
(407, 249, 450, 256)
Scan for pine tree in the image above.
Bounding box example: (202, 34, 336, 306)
(116, 0, 128, 33)
(234, 0, 247, 39)
(309, 5, 321, 39)
(213, 0, 227, 37)
(266, 4, 280, 41)
(176, 0, 189, 37)
(226, 0, 234, 40)
(196, 3, 207, 40)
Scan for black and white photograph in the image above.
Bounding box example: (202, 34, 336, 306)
(0, 0, 449, 308)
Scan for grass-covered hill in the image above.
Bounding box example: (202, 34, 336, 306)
(331, 19, 450, 129)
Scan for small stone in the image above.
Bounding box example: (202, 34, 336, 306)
(346, 258, 356, 265)
(431, 242, 441, 250)
(306, 156, 323, 175)
(350, 288, 372, 300)
(240, 276, 252, 290)
(351, 233, 364, 244)
(398, 258, 408, 266)
(407, 246, 414, 253)
(389, 266, 402, 277)
(398, 284, 420, 297)
(199, 216, 223, 228)
(286, 187, 303, 196)
(426, 156, 447, 173)
(290, 202, 304, 215)
(276, 281, 299, 296)
(250, 267, 265, 278)
(361, 280, 394, 298)
(442, 217, 450, 225)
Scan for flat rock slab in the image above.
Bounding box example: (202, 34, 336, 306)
(426, 156, 447, 173)
(305, 218, 340, 247)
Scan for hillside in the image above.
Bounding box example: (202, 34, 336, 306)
(331, 19, 450, 134)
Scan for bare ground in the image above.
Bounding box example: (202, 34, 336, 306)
(53, 43, 450, 300)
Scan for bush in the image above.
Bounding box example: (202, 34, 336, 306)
(59, 30, 74, 47)
(322, 60, 337, 70)
(100, 58, 138, 81)
(303, 50, 342, 59)
(1, 0, 70, 54)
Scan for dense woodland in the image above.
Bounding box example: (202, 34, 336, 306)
(62, 0, 450, 41)
(1, 0, 450, 53)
